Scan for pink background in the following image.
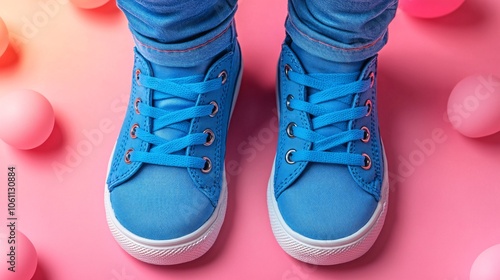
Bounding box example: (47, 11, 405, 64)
(1, 0, 500, 279)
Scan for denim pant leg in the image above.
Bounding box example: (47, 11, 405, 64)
(117, 0, 238, 67)
(287, 0, 399, 63)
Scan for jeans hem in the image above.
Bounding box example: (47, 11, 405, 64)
(132, 21, 236, 67)
(285, 17, 388, 63)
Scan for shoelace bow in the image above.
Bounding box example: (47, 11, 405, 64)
(129, 72, 224, 170)
(285, 69, 372, 168)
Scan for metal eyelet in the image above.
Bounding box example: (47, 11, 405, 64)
(124, 148, 133, 164)
(362, 153, 371, 170)
(286, 122, 297, 138)
(364, 99, 372, 117)
(130, 123, 139, 139)
(201, 157, 212, 173)
(209, 101, 218, 117)
(369, 72, 375, 88)
(285, 149, 296, 164)
(218, 70, 228, 84)
(135, 69, 141, 85)
(134, 98, 142, 114)
(361, 126, 370, 143)
(203, 129, 215, 146)
(286, 95, 294, 111)
(284, 64, 292, 80)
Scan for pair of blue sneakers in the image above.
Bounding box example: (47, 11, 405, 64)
(104, 35, 388, 265)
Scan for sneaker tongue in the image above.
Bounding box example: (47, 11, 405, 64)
(149, 63, 207, 142)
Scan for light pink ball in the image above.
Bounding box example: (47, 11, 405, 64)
(471, 244, 500, 280)
(0, 230, 38, 280)
(447, 74, 500, 138)
(70, 0, 109, 9)
(0, 17, 9, 57)
(399, 0, 464, 18)
(0, 90, 55, 149)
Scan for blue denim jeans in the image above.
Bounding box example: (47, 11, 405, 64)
(117, 0, 398, 66)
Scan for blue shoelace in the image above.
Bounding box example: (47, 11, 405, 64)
(127, 71, 225, 170)
(285, 69, 372, 168)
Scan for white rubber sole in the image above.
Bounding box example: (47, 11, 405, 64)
(267, 151, 389, 265)
(104, 173, 228, 265)
(104, 57, 243, 265)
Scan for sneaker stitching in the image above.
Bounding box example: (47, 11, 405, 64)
(277, 48, 309, 197)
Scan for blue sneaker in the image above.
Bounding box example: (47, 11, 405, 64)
(105, 41, 242, 265)
(268, 41, 389, 265)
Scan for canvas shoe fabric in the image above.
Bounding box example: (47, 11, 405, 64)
(105, 42, 242, 265)
(268, 42, 389, 265)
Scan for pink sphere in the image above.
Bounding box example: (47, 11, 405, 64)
(471, 244, 500, 280)
(0, 230, 37, 280)
(399, 0, 465, 18)
(0, 17, 8, 57)
(0, 90, 55, 149)
(70, 0, 109, 9)
(447, 74, 500, 138)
